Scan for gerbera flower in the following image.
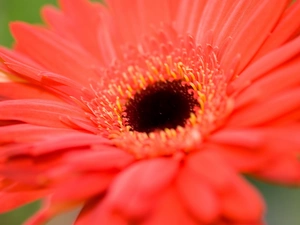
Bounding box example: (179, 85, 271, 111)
(0, 0, 300, 224)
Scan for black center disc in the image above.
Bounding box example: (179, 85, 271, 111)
(123, 80, 199, 133)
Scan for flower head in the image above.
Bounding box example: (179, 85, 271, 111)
(0, 0, 300, 224)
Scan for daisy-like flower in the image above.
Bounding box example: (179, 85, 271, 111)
(0, 0, 300, 224)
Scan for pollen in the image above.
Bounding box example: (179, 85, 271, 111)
(87, 34, 231, 158)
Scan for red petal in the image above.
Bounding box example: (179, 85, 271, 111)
(106, 0, 179, 44)
(234, 58, 300, 110)
(10, 22, 100, 86)
(24, 173, 114, 225)
(0, 56, 95, 101)
(220, 177, 265, 223)
(219, 0, 290, 73)
(0, 99, 91, 129)
(55, 0, 108, 62)
(207, 144, 269, 172)
(185, 151, 241, 191)
(253, 0, 300, 59)
(62, 147, 134, 171)
(74, 199, 128, 225)
(176, 151, 229, 223)
(142, 187, 198, 225)
(229, 35, 300, 94)
(42, 6, 79, 46)
(51, 172, 113, 206)
(0, 82, 61, 101)
(0, 190, 48, 213)
(0, 124, 76, 144)
(175, 0, 207, 35)
(105, 158, 179, 220)
(2, 132, 111, 157)
(255, 154, 300, 185)
(227, 88, 300, 127)
(209, 129, 264, 149)
(176, 169, 219, 224)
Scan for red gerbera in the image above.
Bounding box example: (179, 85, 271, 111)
(0, 0, 300, 224)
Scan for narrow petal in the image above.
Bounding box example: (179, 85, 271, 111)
(220, 177, 265, 223)
(10, 22, 101, 86)
(175, 0, 207, 35)
(229, 35, 300, 94)
(0, 124, 77, 144)
(105, 0, 179, 44)
(251, 125, 300, 184)
(0, 46, 44, 70)
(142, 187, 198, 225)
(233, 58, 300, 110)
(185, 151, 250, 190)
(1, 132, 111, 157)
(41, 6, 77, 42)
(0, 82, 61, 101)
(253, 0, 300, 59)
(203, 143, 269, 172)
(209, 129, 264, 149)
(0, 190, 47, 213)
(74, 199, 128, 225)
(176, 167, 219, 224)
(227, 88, 300, 127)
(219, 0, 290, 72)
(105, 158, 179, 220)
(56, 0, 109, 61)
(50, 172, 113, 209)
(0, 99, 91, 129)
(195, 0, 243, 43)
(208, 125, 300, 173)
(1, 59, 95, 102)
(254, 154, 300, 185)
(62, 147, 135, 171)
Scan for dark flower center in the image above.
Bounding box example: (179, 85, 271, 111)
(123, 80, 199, 133)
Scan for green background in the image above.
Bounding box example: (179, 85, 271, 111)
(0, 0, 299, 224)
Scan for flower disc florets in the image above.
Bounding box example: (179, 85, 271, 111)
(88, 34, 232, 158)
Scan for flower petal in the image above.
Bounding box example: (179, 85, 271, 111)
(0, 124, 77, 144)
(207, 144, 269, 172)
(229, 35, 300, 94)
(105, 158, 179, 220)
(0, 82, 61, 101)
(184, 151, 244, 191)
(106, 0, 179, 44)
(1, 59, 95, 102)
(176, 168, 219, 224)
(62, 147, 135, 171)
(209, 129, 264, 149)
(3, 133, 110, 157)
(17, 175, 114, 225)
(220, 176, 265, 223)
(54, 0, 109, 61)
(253, 0, 300, 59)
(227, 88, 300, 127)
(0, 99, 91, 130)
(254, 154, 300, 185)
(219, 0, 290, 72)
(74, 199, 128, 225)
(52, 172, 113, 207)
(234, 58, 300, 110)
(0, 190, 47, 213)
(10, 22, 101, 86)
(175, 0, 207, 35)
(142, 187, 198, 225)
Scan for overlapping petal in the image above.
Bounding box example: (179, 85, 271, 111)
(0, 0, 299, 224)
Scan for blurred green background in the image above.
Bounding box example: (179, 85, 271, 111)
(0, 0, 57, 47)
(0, 0, 299, 224)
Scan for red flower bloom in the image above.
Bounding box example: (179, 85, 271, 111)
(0, 0, 300, 224)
